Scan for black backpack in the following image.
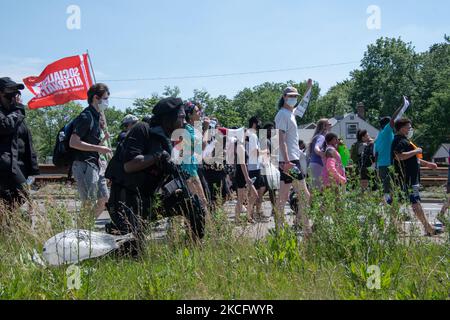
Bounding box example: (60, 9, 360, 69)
(52, 109, 94, 167)
(361, 143, 375, 168)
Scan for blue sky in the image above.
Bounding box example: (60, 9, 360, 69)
(1, 0, 449, 110)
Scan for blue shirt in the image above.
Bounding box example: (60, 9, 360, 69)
(309, 135, 325, 166)
(375, 124, 394, 167)
(181, 124, 200, 178)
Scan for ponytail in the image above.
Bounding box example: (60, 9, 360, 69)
(278, 96, 285, 109)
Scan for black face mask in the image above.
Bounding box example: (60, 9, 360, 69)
(4, 91, 19, 100)
(3, 91, 20, 107)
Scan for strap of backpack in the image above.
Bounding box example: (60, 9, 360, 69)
(86, 108, 95, 134)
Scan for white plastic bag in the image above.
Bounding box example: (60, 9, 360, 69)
(42, 229, 134, 266)
(261, 162, 280, 190)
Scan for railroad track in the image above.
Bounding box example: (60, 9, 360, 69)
(419, 167, 448, 187)
(35, 164, 72, 185)
(36, 164, 449, 187)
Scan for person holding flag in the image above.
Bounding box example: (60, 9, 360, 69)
(22, 53, 113, 218)
(69, 83, 112, 215)
(375, 96, 412, 205)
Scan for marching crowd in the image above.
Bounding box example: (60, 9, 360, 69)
(0, 77, 449, 250)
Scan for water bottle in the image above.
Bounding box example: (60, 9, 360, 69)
(26, 176, 35, 186)
(59, 131, 65, 142)
(289, 166, 302, 180)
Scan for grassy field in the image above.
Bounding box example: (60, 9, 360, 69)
(0, 183, 448, 300)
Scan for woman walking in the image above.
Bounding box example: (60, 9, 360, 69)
(308, 119, 332, 190)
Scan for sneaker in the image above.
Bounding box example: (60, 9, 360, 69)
(437, 212, 448, 226)
(425, 226, 444, 237)
(255, 213, 270, 223)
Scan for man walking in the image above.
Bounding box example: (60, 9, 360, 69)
(275, 84, 312, 236)
(69, 83, 112, 215)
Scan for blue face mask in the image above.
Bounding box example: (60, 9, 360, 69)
(286, 97, 298, 107)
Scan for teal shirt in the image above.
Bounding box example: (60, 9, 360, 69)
(181, 124, 199, 178)
(375, 124, 394, 167)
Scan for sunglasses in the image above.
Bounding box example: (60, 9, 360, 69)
(3, 91, 20, 99)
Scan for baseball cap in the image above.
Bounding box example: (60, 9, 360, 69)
(283, 86, 300, 96)
(152, 97, 184, 116)
(0, 77, 25, 92)
(122, 114, 139, 125)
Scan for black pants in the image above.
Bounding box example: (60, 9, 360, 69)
(203, 168, 230, 203)
(107, 182, 152, 236)
(0, 171, 28, 210)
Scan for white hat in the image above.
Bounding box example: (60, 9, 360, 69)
(122, 114, 139, 125)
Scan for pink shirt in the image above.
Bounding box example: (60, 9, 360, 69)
(322, 147, 347, 187)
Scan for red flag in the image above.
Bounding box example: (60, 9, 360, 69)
(23, 54, 93, 109)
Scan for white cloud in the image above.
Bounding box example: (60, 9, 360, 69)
(0, 56, 46, 82)
(0, 56, 48, 104)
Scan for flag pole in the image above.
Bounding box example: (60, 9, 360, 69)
(86, 49, 97, 84)
(86, 50, 112, 160)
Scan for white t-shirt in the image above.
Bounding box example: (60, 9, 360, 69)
(246, 130, 260, 171)
(275, 108, 300, 162)
(299, 149, 308, 175)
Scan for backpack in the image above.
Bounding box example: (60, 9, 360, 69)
(361, 143, 375, 168)
(52, 109, 94, 167)
(350, 142, 361, 166)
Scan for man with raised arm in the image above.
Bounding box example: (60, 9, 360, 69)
(274, 79, 313, 236)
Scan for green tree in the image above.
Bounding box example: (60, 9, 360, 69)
(26, 102, 83, 162)
(413, 36, 450, 156)
(350, 37, 419, 123)
(104, 106, 126, 147)
(311, 80, 354, 121)
(162, 86, 181, 98)
(189, 89, 216, 115)
(231, 80, 320, 127)
(213, 95, 241, 128)
(127, 93, 161, 119)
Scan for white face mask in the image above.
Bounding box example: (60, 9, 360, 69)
(98, 98, 109, 111)
(407, 129, 414, 139)
(286, 97, 298, 107)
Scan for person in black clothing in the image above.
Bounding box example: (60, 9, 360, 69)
(202, 123, 231, 207)
(351, 129, 375, 190)
(117, 97, 205, 244)
(261, 122, 278, 217)
(392, 118, 442, 236)
(122, 98, 184, 219)
(69, 83, 112, 214)
(116, 114, 139, 145)
(0, 77, 39, 211)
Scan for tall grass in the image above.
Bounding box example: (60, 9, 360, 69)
(0, 180, 448, 300)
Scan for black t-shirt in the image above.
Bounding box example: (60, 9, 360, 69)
(72, 105, 101, 167)
(391, 134, 420, 186)
(117, 130, 127, 145)
(122, 123, 172, 195)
